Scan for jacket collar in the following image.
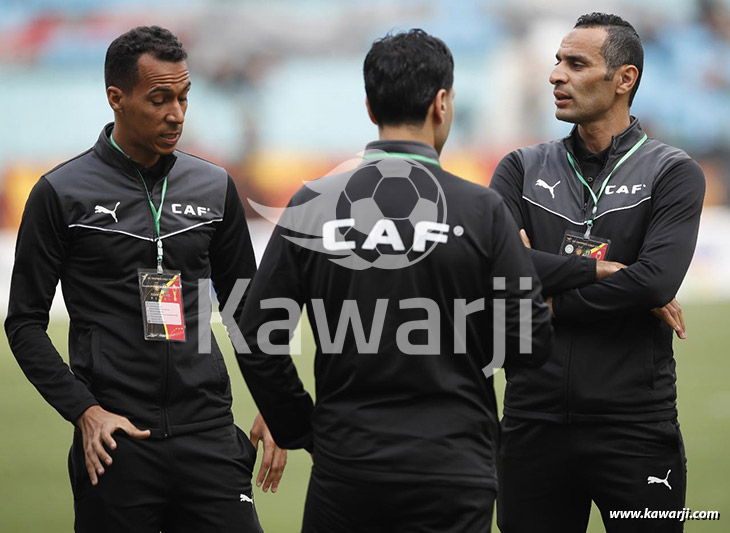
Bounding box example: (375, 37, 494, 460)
(93, 122, 177, 179)
(563, 116, 645, 159)
(363, 140, 441, 166)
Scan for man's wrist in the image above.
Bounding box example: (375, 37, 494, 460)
(75, 403, 101, 427)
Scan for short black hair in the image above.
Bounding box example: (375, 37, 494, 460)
(574, 13, 643, 106)
(364, 29, 454, 126)
(105, 26, 187, 93)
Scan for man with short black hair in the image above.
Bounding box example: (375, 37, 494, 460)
(236, 29, 552, 532)
(5, 25, 284, 532)
(490, 12, 704, 532)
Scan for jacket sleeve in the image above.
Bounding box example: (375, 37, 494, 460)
(4, 177, 99, 423)
(553, 158, 705, 320)
(486, 194, 553, 370)
(209, 175, 258, 325)
(490, 151, 596, 295)
(234, 196, 314, 451)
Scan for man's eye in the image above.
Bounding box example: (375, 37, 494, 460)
(152, 100, 164, 106)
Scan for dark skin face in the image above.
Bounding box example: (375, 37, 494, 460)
(107, 53, 190, 168)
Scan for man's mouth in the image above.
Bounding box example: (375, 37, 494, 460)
(554, 91, 572, 106)
(160, 132, 181, 145)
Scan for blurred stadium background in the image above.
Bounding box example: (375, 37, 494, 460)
(0, 0, 728, 530)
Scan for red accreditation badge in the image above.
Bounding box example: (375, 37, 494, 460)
(559, 230, 611, 261)
(138, 269, 186, 342)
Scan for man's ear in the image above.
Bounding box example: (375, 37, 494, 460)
(365, 98, 378, 126)
(432, 88, 448, 125)
(615, 65, 638, 98)
(107, 86, 125, 114)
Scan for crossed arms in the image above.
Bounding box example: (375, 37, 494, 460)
(490, 150, 705, 333)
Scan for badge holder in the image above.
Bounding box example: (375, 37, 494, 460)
(138, 269, 186, 342)
(562, 133, 646, 262)
(559, 230, 610, 261)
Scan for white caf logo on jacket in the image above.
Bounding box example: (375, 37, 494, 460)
(93, 202, 212, 221)
(172, 203, 211, 216)
(535, 179, 647, 199)
(605, 184, 647, 194)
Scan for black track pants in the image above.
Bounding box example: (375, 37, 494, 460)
(497, 417, 687, 533)
(302, 466, 496, 533)
(69, 424, 263, 533)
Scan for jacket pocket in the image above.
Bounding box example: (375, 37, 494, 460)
(644, 340, 655, 390)
(210, 344, 230, 393)
(650, 319, 674, 390)
(90, 328, 106, 390)
(236, 425, 258, 470)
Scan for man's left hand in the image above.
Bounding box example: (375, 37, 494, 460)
(249, 413, 287, 493)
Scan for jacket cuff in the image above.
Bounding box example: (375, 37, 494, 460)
(572, 255, 597, 285)
(66, 397, 100, 426)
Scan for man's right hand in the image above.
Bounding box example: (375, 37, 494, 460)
(596, 260, 627, 280)
(75, 405, 150, 486)
(651, 298, 687, 339)
(592, 261, 686, 338)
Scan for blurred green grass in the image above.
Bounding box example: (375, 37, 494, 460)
(1, 303, 728, 531)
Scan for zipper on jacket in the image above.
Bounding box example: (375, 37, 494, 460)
(112, 143, 174, 438)
(565, 326, 574, 423)
(149, 179, 172, 439)
(565, 146, 580, 424)
(162, 343, 172, 438)
(139, 171, 172, 438)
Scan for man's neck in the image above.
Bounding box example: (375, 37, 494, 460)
(110, 126, 159, 169)
(377, 124, 437, 152)
(576, 112, 631, 153)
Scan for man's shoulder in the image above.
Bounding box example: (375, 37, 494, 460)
(642, 138, 704, 185)
(513, 138, 565, 160)
(439, 167, 500, 203)
(643, 138, 694, 165)
(43, 148, 96, 182)
(493, 139, 565, 177)
(491, 139, 565, 192)
(173, 150, 229, 180)
(286, 162, 509, 214)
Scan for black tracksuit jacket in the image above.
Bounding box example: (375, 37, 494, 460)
(5, 123, 256, 437)
(236, 140, 552, 489)
(490, 118, 705, 423)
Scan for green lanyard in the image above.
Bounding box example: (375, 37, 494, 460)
(363, 151, 441, 167)
(110, 134, 168, 273)
(566, 133, 647, 237)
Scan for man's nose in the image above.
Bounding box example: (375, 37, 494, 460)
(549, 64, 567, 86)
(166, 101, 185, 124)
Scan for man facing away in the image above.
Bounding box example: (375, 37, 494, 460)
(5, 26, 285, 532)
(490, 13, 705, 533)
(236, 29, 552, 532)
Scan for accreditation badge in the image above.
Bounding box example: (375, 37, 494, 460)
(559, 230, 611, 261)
(138, 269, 186, 342)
